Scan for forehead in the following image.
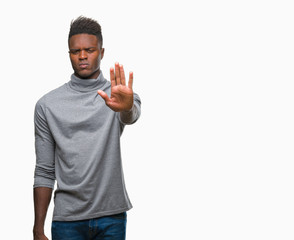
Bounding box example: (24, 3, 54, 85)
(69, 34, 99, 49)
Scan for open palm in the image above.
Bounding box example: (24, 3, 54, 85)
(98, 63, 133, 112)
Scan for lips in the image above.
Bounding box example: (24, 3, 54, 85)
(79, 63, 89, 69)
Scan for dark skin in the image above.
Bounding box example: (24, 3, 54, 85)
(33, 187, 52, 240)
(33, 33, 134, 239)
(69, 33, 104, 79)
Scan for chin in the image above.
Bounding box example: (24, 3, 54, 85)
(75, 69, 100, 79)
(78, 73, 91, 79)
(75, 71, 92, 79)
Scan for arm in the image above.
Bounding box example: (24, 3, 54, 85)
(33, 100, 56, 240)
(33, 187, 52, 240)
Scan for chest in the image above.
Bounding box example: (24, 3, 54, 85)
(46, 91, 117, 136)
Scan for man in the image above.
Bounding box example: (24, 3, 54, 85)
(33, 16, 141, 240)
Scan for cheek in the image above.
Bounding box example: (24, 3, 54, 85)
(90, 55, 101, 67)
(70, 56, 77, 66)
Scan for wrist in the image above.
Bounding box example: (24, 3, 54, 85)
(123, 104, 134, 113)
(33, 225, 44, 234)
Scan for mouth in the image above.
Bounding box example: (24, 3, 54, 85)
(79, 63, 89, 69)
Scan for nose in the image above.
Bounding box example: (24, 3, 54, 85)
(79, 50, 87, 59)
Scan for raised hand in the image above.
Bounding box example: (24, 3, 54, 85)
(98, 63, 134, 112)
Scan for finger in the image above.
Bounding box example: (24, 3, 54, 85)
(128, 71, 133, 89)
(97, 90, 110, 103)
(115, 62, 121, 85)
(120, 64, 126, 85)
(110, 67, 115, 87)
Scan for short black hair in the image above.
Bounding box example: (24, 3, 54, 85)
(68, 16, 103, 47)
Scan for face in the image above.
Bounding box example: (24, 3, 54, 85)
(69, 34, 104, 79)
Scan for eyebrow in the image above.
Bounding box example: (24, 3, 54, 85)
(69, 47, 97, 51)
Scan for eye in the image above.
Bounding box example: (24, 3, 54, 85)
(69, 49, 80, 55)
(86, 49, 95, 53)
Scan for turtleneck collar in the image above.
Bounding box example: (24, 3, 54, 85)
(67, 71, 107, 92)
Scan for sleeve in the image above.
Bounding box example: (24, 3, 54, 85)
(33, 100, 56, 189)
(118, 92, 141, 125)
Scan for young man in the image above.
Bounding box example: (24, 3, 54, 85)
(33, 16, 141, 240)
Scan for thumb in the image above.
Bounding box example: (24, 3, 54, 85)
(97, 90, 110, 103)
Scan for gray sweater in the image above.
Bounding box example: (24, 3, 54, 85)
(33, 72, 141, 221)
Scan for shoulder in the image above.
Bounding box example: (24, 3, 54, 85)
(35, 84, 67, 109)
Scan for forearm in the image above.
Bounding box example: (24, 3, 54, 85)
(33, 187, 53, 235)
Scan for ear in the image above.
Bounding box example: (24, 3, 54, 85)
(100, 48, 105, 60)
